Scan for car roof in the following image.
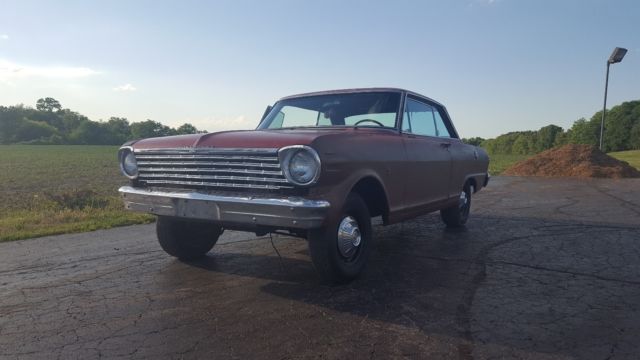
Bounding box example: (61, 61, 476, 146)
(278, 87, 445, 108)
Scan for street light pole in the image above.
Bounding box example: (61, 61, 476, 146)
(599, 63, 610, 151)
(599, 47, 627, 151)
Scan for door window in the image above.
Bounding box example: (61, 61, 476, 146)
(433, 109, 452, 138)
(402, 98, 437, 137)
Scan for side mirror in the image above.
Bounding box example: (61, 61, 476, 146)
(260, 105, 273, 121)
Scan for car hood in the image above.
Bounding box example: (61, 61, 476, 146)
(130, 128, 387, 150)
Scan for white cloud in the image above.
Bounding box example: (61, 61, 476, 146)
(0, 58, 99, 81)
(0, 34, 8, 40)
(113, 83, 137, 92)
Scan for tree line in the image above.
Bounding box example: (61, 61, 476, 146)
(463, 99, 640, 154)
(0, 97, 205, 145)
(2, 97, 638, 151)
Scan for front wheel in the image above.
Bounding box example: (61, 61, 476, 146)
(441, 183, 473, 228)
(308, 193, 372, 284)
(156, 216, 223, 260)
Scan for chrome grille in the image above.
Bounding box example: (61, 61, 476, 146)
(134, 148, 293, 190)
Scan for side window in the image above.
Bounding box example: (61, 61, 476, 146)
(402, 98, 437, 137)
(433, 109, 452, 138)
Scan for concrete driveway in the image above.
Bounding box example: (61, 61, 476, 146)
(1, 176, 639, 359)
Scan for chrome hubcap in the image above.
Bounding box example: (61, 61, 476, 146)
(459, 191, 468, 209)
(337, 216, 361, 258)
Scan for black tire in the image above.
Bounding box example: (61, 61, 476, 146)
(156, 216, 223, 260)
(308, 193, 372, 284)
(441, 182, 472, 228)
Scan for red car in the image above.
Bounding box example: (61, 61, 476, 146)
(118, 88, 490, 283)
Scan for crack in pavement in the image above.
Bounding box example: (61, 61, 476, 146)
(489, 260, 640, 286)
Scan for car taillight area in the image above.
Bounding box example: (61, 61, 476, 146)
(133, 148, 294, 191)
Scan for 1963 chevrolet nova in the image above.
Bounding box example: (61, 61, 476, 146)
(118, 88, 489, 283)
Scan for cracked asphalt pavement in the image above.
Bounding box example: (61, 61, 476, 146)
(1, 176, 639, 359)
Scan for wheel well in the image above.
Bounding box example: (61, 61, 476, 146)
(466, 177, 477, 192)
(350, 177, 389, 221)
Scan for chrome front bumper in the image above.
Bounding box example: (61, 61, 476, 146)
(119, 186, 330, 229)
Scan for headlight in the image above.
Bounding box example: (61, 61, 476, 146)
(118, 147, 138, 179)
(279, 145, 321, 186)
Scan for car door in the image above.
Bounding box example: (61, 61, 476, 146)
(401, 96, 453, 209)
(429, 105, 471, 198)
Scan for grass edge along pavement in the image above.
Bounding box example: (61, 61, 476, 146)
(0, 205, 154, 242)
(0, 145, 154, 242)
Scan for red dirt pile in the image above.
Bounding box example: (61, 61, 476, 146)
(502, 144, 640, 178)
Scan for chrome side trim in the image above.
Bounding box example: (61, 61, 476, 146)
(134, 148, 279, 154)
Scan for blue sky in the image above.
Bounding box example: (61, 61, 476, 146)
(1, 0, 638, 138)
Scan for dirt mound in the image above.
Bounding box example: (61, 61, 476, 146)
(503, 144, 640, 178)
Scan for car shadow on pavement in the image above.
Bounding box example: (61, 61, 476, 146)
(176, 213, 640, 359)
(184, 250, 320, 284)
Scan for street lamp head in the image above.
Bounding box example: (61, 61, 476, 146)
(608, 47, 627, 64)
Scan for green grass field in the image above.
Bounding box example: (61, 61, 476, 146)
(609, 150, 640, 170)
(487, 154, 529, 175)
(0, 145, 153, 241)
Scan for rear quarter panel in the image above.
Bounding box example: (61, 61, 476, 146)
(449, 140, 490, 195)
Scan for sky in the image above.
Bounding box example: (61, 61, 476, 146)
(1, 0, 639, 139)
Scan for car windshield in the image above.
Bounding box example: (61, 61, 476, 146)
(258, 92, 401, 130)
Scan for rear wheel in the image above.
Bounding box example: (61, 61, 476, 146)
(441, 182, 472, 228)
(308, 193, 372, 284)
(156, 216, 223, 260)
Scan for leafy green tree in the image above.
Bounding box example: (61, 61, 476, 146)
(104, 117, 132, 144)
(512, 134, 531, 154)
(553, 130, 570, 147)
(601, 100, 640, 152)
(59, 110, 90, 134)
(69, 121, 106, 144)
(462, 137, 485, 146)
(536, 125, 564, 152)
(36, 97, 62, 112)
(14, 119, 58, 142)
(0, 105, 21, 143)
(175, 123, 204, 135)
(130, 120, 176, 139)
(568, 117, 599, 146)
(630, 122, 640, 150)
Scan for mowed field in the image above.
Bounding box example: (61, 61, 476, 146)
(609, 149, 640, 170)
(0, 145, 153, 241)
(487, 153, 529, 175)
(1, 145, 638, 242)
